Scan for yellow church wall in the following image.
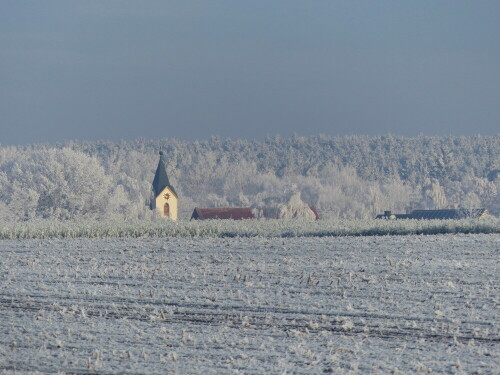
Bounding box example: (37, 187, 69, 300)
(154, 186, 178, 220)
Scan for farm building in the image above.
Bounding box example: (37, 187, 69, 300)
(191, 192, 320, 221)
(191, 206, 320, 221)
(149, 151, 178, 220)
(376, 209, 490, 220)
(191, 206, 319, 220)
(191, 207, 255, 220)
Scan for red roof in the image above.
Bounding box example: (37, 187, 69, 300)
(191, 207, 255, 220)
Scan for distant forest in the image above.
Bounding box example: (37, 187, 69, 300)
(1, 135, 498, 221)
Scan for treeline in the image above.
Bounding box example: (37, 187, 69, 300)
(0, 135, 498, 221)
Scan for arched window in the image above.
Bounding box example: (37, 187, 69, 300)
(164, 203, 170, 217)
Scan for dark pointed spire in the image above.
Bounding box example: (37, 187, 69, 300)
(152, 150, 177, 197)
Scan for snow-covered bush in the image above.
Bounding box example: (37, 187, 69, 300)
(0, 217, 497, 239)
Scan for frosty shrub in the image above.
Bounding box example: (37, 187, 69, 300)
(0, 217, 498, 239)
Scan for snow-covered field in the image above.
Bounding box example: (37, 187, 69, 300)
(1, 234, 498, 374)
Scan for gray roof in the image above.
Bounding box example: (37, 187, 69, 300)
(152, 151, 177, 198)
(409, 209, 488, 220)
(376, 209, 489, 220)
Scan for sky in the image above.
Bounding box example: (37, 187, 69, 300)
(1, 1, 499, 146)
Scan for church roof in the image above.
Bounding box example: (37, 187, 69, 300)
(152, 151, 177, 198)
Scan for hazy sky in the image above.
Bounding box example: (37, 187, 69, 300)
(1, 1, 499, 145)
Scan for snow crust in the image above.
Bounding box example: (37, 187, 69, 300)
(0, 234, 498, 374)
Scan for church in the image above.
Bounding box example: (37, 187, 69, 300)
(149, 151, 319, 222)
(150, 151, 178, 220)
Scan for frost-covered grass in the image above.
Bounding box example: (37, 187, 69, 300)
(0, 235, 498, 374)
(0, 217, 498, 239)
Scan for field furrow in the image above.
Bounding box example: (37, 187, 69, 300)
(0, 235, 498, 374)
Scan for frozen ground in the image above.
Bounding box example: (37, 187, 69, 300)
(0, 234, 498, 374)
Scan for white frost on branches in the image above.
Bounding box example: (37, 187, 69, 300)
(0, 135, 498, 221)
(252, 192, 317, 220)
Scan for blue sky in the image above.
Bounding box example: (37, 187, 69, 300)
(1, 1, 499, 145)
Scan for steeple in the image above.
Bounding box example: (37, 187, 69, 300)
(150, 150, 179, 220)
(151, 150, 177, 198)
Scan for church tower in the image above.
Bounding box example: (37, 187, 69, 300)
(150, 151, 178, 220)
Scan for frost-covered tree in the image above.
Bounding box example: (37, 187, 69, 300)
(0, 135, 498, 221)
(0, 148, 114, 220)
(420, 178, 448, 209)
